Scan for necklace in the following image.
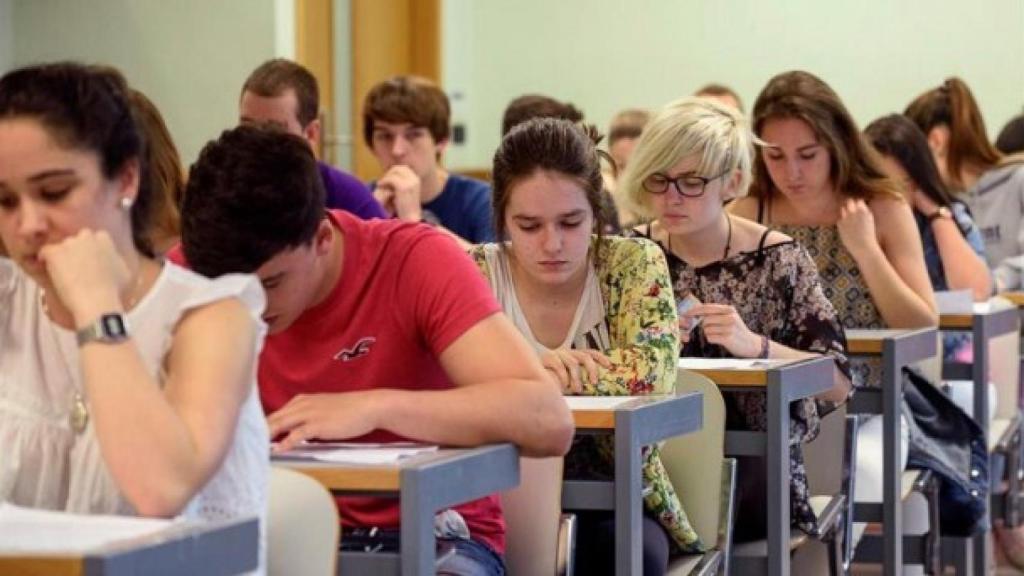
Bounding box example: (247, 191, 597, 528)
(38, 270, 147, 435)
(667, 214, 733, 263)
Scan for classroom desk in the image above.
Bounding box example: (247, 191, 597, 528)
(939, 299, 1020, 575)
(845, 327, 938, 575)
(677, 356, 834, 576)
(278, 444, 519, 576)
(562, 392, 703, 576)
(0, 516, 258, 576)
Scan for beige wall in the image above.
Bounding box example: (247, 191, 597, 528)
(10, 0, 283, 165)
(442, 0, 1024, 171)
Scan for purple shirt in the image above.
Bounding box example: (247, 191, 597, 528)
(318, 162, 386, 220)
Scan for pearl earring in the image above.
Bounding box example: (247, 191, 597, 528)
(120, 197, 134, 211)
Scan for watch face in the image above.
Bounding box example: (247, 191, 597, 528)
(100, 314, 129, 339)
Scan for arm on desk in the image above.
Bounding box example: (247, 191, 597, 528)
(269, 314, 574, 457)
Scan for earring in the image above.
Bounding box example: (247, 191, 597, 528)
(120, 197, 134, 211)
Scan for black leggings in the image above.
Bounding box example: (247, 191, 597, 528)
(573, 510, 671, 576)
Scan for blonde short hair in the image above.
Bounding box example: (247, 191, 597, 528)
(618, 97, 758, 220)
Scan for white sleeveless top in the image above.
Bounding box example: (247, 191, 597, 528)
(0, 258, 269, 573)
(476, 244, 610, 353)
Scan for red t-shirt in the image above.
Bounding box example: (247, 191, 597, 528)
(259, 210, 506, 552)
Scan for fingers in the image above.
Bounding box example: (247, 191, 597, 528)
(557, 350, 584, 394)
(582, 348, 612, 368)
(541, 353, 571, 392)
(271, 426, 311, 454)
(266, 395, 311, 439)
(576, 351, 600, 388)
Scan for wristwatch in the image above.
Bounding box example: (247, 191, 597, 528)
(926, 206, 952, 222)
(76, 313, 130, 346)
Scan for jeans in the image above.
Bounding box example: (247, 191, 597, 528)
(436, 537, 507, 576)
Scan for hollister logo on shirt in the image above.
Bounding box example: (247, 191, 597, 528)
(335, 337, 376, 362)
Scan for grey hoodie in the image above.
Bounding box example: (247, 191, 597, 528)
(963, 159, 1024, 290)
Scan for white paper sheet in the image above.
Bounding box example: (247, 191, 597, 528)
(935, 289, 973, 314)
(0, 503, 174, 553)
(276, 443, 439, 464)
(563, 396, 647, 410)
(677, 358, 784, 370)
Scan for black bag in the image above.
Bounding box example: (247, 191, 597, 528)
(902, 367, 989, 536)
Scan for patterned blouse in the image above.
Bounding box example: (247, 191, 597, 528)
(755, 197, 886, 387)
(772, 225, 884, 388)
(469, 237, 703, 553)
(632, 226, 851, 534)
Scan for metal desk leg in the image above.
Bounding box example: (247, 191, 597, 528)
(401, 472, 434, 576)
(973, 319, 991, 576)
(767, 371, 790, 576)
(883, 339, 903, 575)
(615, 412, 642, 576)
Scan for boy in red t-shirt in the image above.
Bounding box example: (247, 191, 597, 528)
(179, 125, 573, 574)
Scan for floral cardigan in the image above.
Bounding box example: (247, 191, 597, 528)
(469, 236, 703, 553)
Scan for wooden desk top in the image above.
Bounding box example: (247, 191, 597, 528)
(676, 358, 798, 387)
(0, 515, 257, 576)
(939, 298, 1018, 329)
(275, 445, 517, 493)
(999, 292, 1024, 307)
(565, 395, 690, 429)
(844, 328, 933, 355)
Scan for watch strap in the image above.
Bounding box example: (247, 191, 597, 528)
(76, 313, 130, 346)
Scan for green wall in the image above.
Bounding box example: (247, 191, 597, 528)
(9, 0, 282, 165)
(442, 0, 1024, 170)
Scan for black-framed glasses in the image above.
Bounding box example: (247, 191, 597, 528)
(642, 170, 729, 197)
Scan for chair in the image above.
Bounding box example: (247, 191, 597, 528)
(267, 466, 340, 576)
(728, 400, 860, 575)
(502, 457, 576, 575)
(660, 369, 737, 575)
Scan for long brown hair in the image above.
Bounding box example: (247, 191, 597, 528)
(905, 77, 1003, 190)
(129, 89, 184, 254)
(749, 70, 902, 202)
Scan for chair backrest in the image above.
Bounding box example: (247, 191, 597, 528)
(502, 457, 565, 576)
(267, 466, 339, 576)
(661, 369, 727, 546)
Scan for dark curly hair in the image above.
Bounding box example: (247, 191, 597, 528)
(181, 124, 325, 277)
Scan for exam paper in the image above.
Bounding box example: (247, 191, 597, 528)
(277, 443, 439, 464)
(677, 358, 784, 370)
(0, 502, 173, 553)
(563, 396, 647, 410)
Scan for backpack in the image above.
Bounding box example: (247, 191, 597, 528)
(902, 367, 989, 536)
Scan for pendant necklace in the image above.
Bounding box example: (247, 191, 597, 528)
(39, 272, 145, 434)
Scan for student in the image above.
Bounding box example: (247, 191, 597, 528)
(996, 113, 1024, 155)
(128, 88, 184, 255)
(500, 94, 620, 234)
(906, 78, 1024, 292)
(605, 108, 652, 227)
(363, 75, 495, 245)
(621, 97, 851, 542)
(500, 93, 583, 138)
(0, 62, 269, 569)
(240, 58, 385, 220)
(470, 117, 691, 575)
(694, 83, 744, 113)
(731, 69, 937, 547)
(179, 124, 574, 575)
(865, 114, 991, 300)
